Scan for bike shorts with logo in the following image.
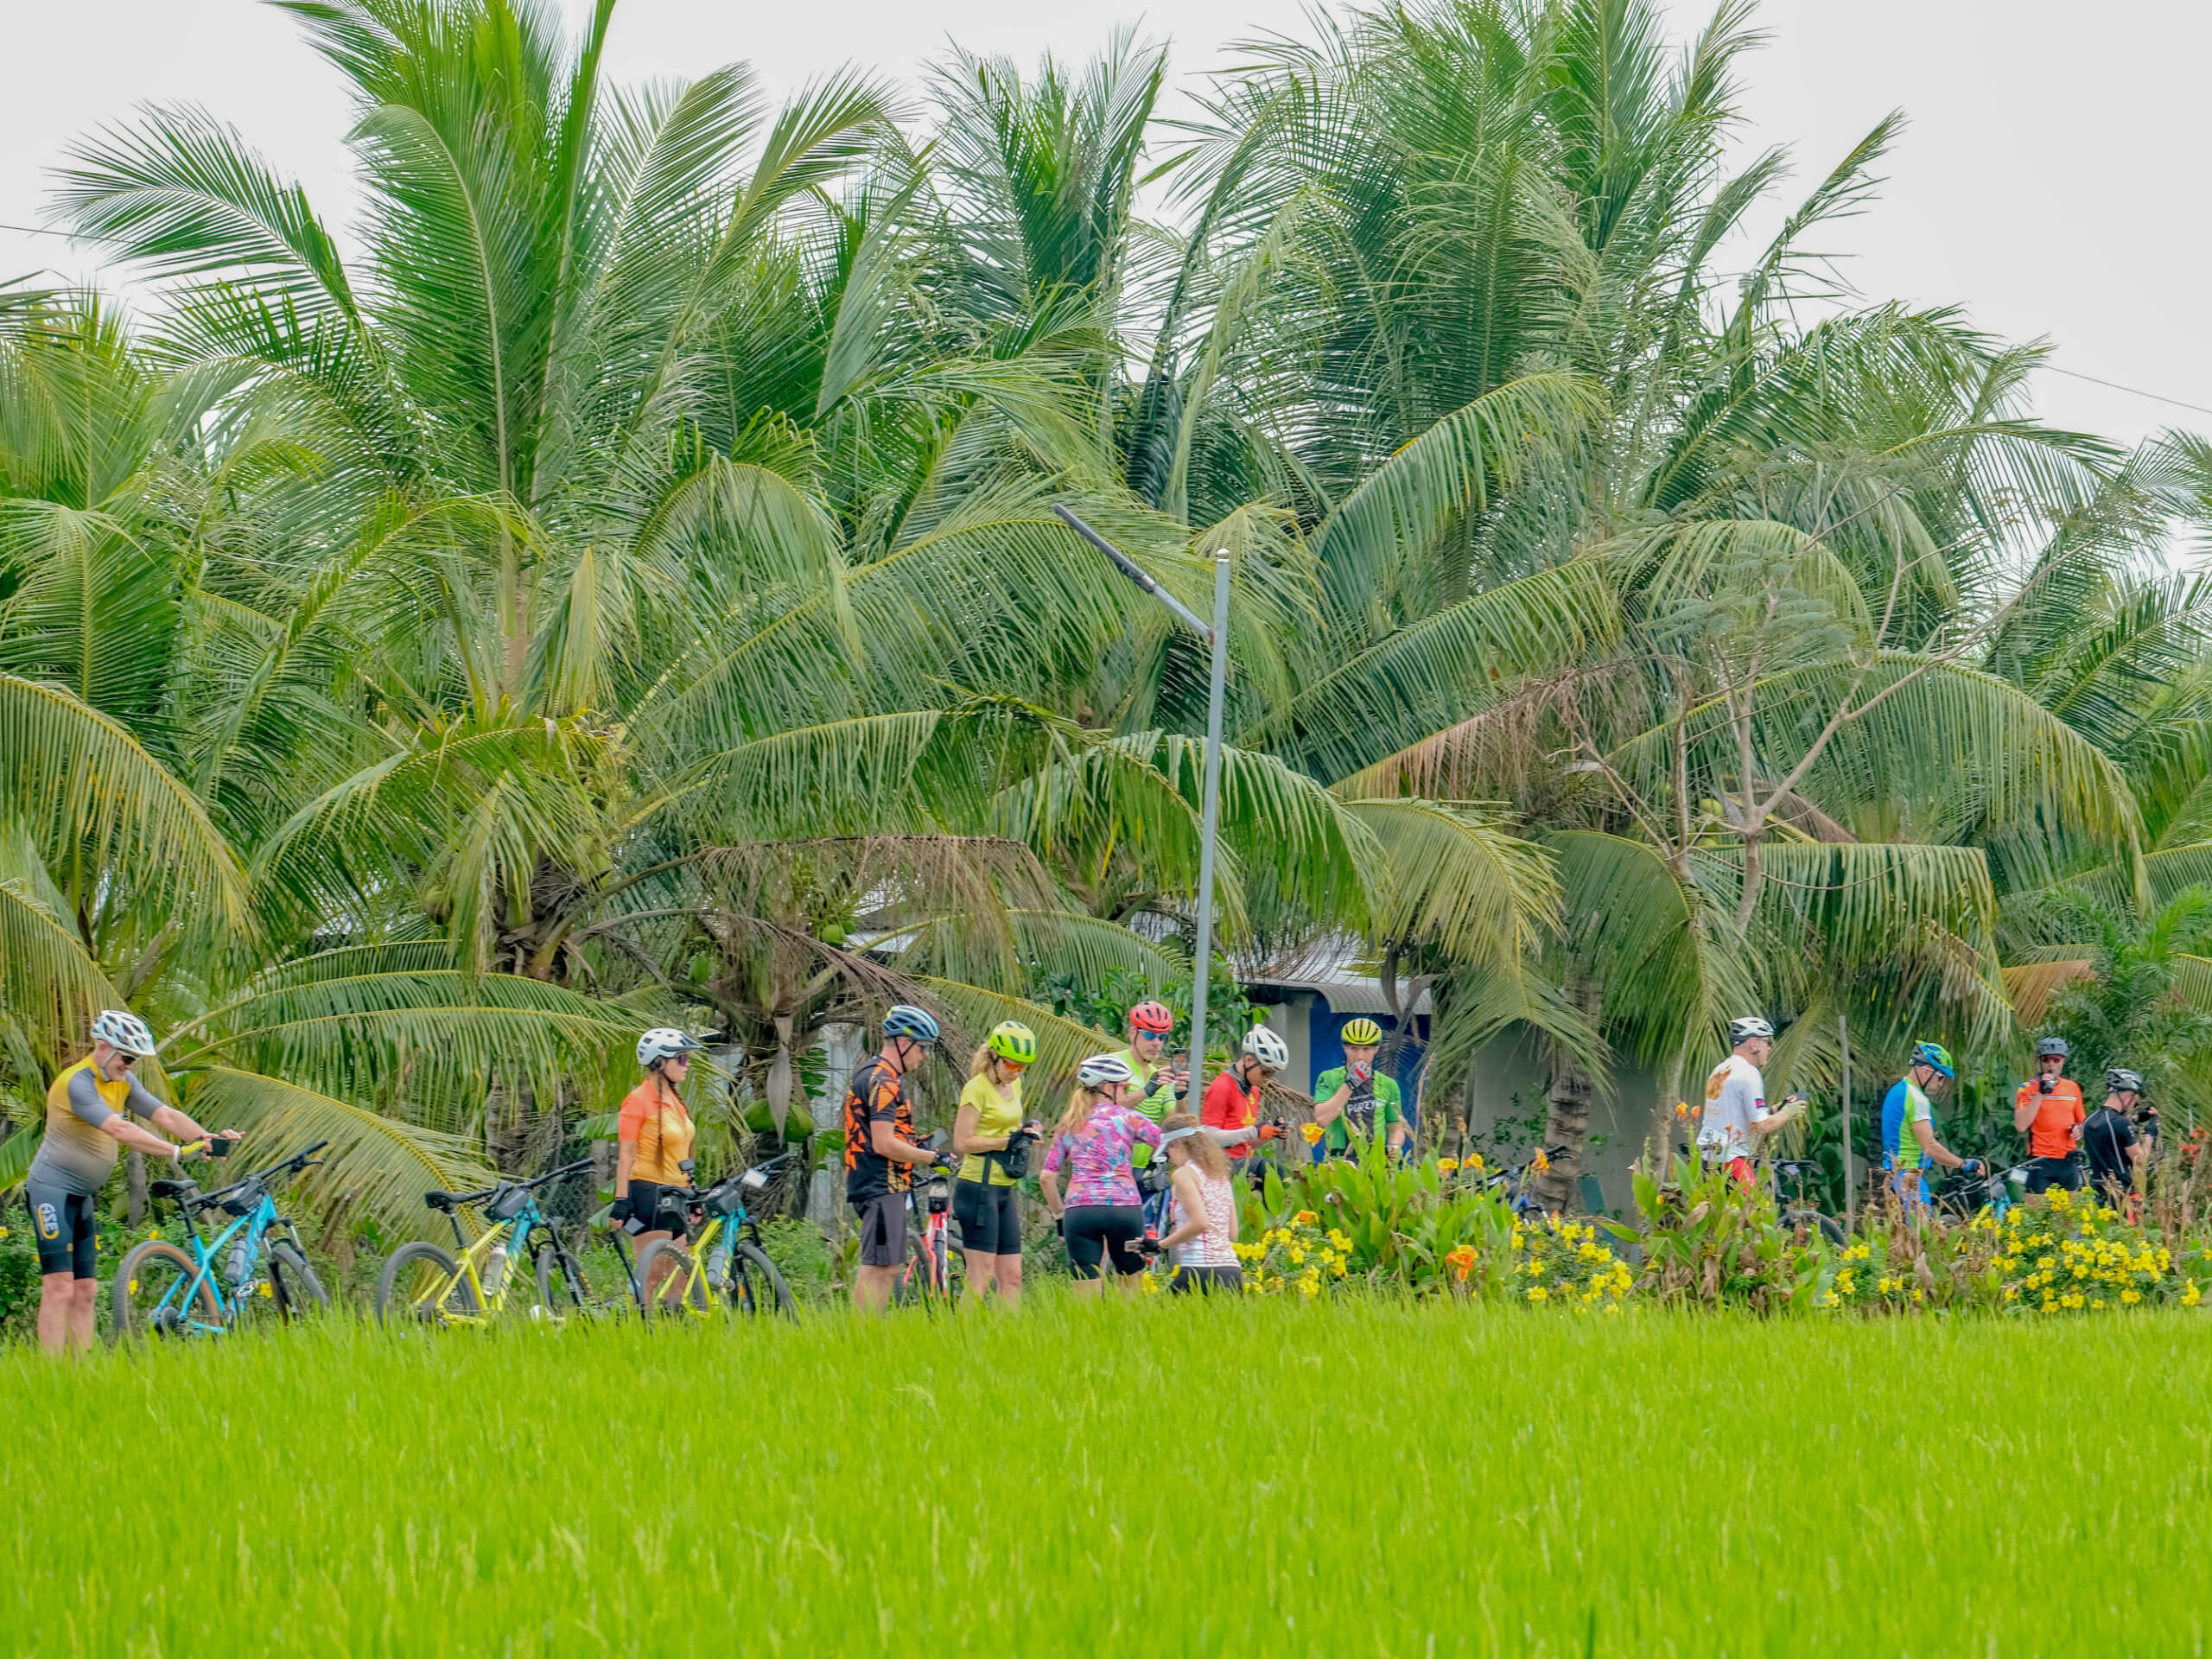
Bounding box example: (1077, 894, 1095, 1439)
(953, 1178, 1020, 1255)
(25, 1180, 99, 1279)
(1062, 1205, 1146, 1280)
(1168, 1263, 1243, 1295)
(854, 1192, 908, 1268)
(2024, 1155, 2083, 1195)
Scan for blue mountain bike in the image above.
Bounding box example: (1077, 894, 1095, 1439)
(111, 1141, 330, 1340)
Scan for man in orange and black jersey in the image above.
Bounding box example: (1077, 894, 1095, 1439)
(843, 1005, 957, 1313)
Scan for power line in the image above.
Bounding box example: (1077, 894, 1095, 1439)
(2044, 364, 2212, 422)
(0, 221, 74, 239)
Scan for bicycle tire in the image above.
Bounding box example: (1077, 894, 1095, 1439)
(533, 1243, 606, 1321)
(268, 1240, 328, 1321)
(1784, 1207, 1847, 1249)
(729, 1240, 795, 1319)
(635, 1237, 709, 1323)
(375, 1240, 476, 1327)
(111, 1240, 223, 1343)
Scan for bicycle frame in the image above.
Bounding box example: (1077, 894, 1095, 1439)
(420, 1198, 559, 1325)
(141, 1193, 285, 1337)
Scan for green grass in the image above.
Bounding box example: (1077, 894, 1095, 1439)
(4, 1298, 2207, 1656)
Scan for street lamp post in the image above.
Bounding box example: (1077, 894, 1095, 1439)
(1054, 505, 1231, 1102)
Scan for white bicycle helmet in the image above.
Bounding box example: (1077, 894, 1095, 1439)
(1726, 1016, 1775, 1045)
(1077, 1053, 1137, 1089)
(1242, 1025, 1290, 1070)
(91, 1008, 158, 1058)
(637, 1027, 702, 1069)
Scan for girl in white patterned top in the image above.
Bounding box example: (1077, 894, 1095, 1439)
(1155, 1113, 1243, 1294)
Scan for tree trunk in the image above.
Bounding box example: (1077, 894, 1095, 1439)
(126, 1151, 147, 1227)
(1531, 976, 1601, 1212)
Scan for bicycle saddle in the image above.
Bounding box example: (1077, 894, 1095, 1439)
(148, 1179, 197, 1201)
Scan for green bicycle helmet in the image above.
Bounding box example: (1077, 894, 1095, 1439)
(986, 1020, 1037, 1065)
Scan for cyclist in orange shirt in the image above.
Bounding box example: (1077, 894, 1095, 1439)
(2013, 1036, 2086, 1196)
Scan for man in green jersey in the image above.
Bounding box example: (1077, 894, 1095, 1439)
(1115, 1000, 1186, 1128)
(1879, 1040, 1981, 1213)
(1313, 1019, 1407, 1160)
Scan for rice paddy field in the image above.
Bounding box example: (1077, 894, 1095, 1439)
(4, 1298, 2206, 1656)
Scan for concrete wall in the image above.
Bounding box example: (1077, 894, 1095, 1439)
(1431, 1032, 1662, 1218)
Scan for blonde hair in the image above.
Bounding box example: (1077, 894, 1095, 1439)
(1054, 1080, 1121, 1139)
(1161, 1110, 1228, 1179)
(968, 1045, 1020, 1084)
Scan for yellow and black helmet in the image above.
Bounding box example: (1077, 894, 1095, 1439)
(987, 1020, 1038, 1065)
(1341, 1017, 1383, 1046)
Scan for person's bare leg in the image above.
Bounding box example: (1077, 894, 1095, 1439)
(995, 1255, 1022, 1307)
(854, 1262, 897, 1313)
(35, 1274, 75, 1357)
(961, 1250, 997, 1305)
(67, 1277, 99, 1353)
(1070, 1277, 1102, 1300)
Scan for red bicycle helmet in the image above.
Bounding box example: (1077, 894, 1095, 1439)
(1128, 1000, 1174, 1034)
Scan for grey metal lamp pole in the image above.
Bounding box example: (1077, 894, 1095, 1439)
(1054, 505, 1230, 1101)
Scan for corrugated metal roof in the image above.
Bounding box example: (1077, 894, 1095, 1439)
(1244, 965, 1433, 1017)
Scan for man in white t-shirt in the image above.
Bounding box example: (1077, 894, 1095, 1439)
(1699, 1016, 1808, 1189)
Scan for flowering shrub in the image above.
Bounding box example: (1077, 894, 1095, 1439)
(1982, 1188, 2198, 1313)
(1513, 1215, 1635, 1307)
(1233, 1211, 1353, 1297)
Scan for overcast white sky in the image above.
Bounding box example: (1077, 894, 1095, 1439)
(4, 0, 2207, 446)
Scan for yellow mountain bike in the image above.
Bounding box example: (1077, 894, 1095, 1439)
(635, 1152, 797, 1322)
(374, 1158, 599, 1327)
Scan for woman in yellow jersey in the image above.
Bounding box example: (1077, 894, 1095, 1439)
(614, 1028, 702, 1302)
(29, 1009, 237, 1356)
(951, 1021, 1042, 1306)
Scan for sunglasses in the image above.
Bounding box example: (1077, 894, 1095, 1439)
(998, 1058, 1029, 1071)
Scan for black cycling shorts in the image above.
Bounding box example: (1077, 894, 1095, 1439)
(624, 1179, 689, 1237)
(2025, 1155, 2083, 1195)
(26, 1182, 99, 1280)
(953, 1179, 1021, 1256)
(1062, 1205, 1145, 1280)
(1169, 1263, 1243, 1295)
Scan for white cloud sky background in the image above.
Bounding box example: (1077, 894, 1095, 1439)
(3, 0, 2206, 455)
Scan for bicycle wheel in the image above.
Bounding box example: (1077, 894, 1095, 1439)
(533, 1243, 614, 1321)
(112, 1240, 223, 1342)
(1784, 1207, 1847, 1249)
(266, 1241, 328, 1323)
(635, 1237, 709, 1323)
(728, 1241, 796, 1319)
(375, 1240, 477, 1327)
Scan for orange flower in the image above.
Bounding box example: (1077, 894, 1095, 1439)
(1531, 1149, 1550, 1173)
(1294, 1210, 1319, 1225)
(1445, 1243, 1478, 1284)
(1300, 1122, 1324, 1145)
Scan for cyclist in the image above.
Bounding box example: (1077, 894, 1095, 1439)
(613, 1028, 701, 1303)
(1151, 1113, 1243, 1294)
(951, 1020, 1042, 1307)
(28, 1010, 237, 1356)
(1114, 1000, 1187, 1122)
(1312, 1018, 1406, 1162)
(1039, 1054, 1161, 1299)
(1203, 1024, 1290, 1186)
(2013, 1036, 2086, 1197)
(1695, 1016, 1808, 1189)
(1877, 1041, 1982, 1213)
(844, 1004, 957, 1313)
(2082, 1068, 2149, 1209)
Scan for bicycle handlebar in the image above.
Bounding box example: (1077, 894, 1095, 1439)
(171, 1140, 331, 1210)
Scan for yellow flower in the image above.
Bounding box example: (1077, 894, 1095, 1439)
(1467, 1154, 1484, 1173)
(1300, 1122, 1324, 1146)
(1438, 1157, 1459, 1172)
(1288, 1249, 1306, 1266)
(1527, 1285, 1548, 1303)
